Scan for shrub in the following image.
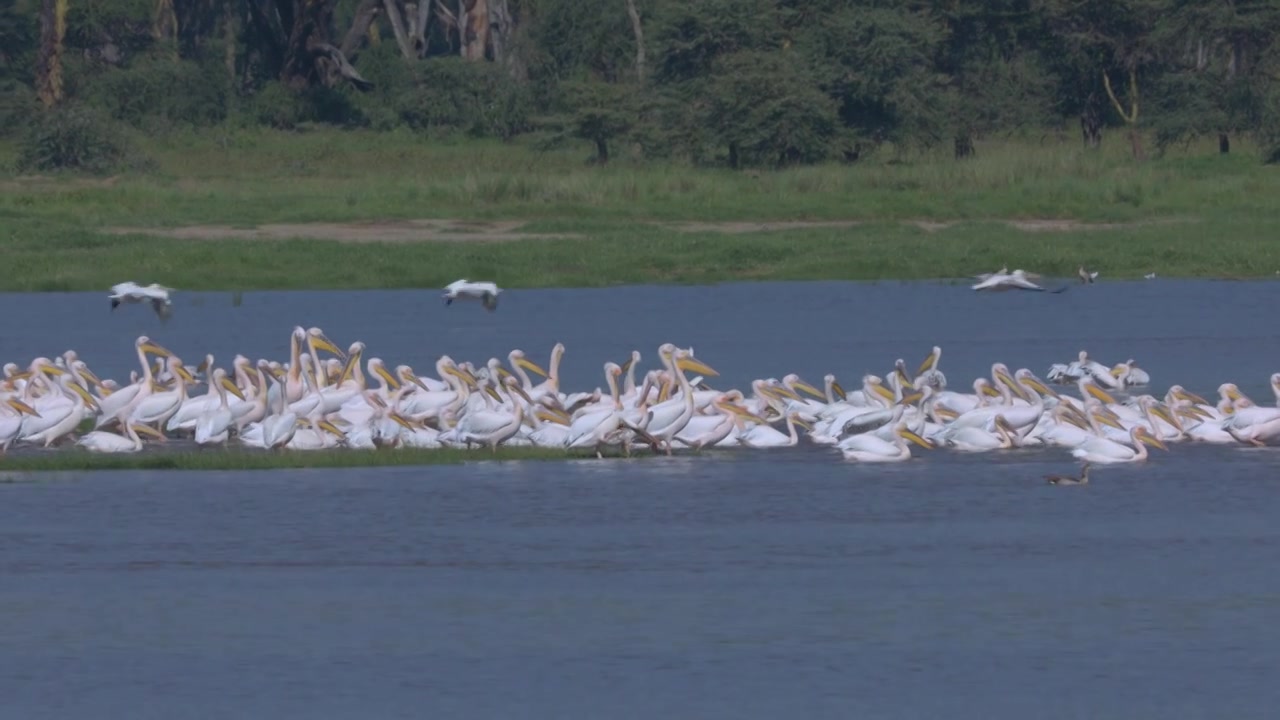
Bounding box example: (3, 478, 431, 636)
(15, 106, 148, 174)
(83, 53, 230, 128)
(396, 57, 533, 139)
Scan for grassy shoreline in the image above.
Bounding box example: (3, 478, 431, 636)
(0, 446, 625, 473)
(5, 129, 1280, 290)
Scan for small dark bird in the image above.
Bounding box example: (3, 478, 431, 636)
(1046, 462, 1090, 486)
(1077, 265, 1099, 284)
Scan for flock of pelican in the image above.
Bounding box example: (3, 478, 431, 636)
(0, 329, 1278, 465)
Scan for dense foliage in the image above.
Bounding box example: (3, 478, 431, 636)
(6, 0, 1280, 170)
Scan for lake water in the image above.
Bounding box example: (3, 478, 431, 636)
(2, 280, 1279, 719)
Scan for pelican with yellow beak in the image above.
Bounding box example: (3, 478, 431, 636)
(77, 422, 166, 453)
(839, 422, 932, 462)
(1071, 425, 1167, 464)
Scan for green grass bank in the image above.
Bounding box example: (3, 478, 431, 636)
(4, 129, 1280, 291)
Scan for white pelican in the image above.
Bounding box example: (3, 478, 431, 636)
(971, 269, 1045, 292)
(840, 423, 932, 462)
(506, 350, 549, 392)
(194, 368, 247, 446)
(1071, 425, 1167, 464)
(638, 346, 719, 454)
(447, 377, 527, 452)
(94, 337, 173, 427)
(77, 422, 166, 453)
(126, 357, 194, 429)
(443, 279, 502, 311)
(109, 282, 174, 321)
(937, 415, 1019, 452)
(735, 412, 809, 449)
(0, 397, 41, 451)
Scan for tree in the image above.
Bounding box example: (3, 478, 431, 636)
(34, 0, 67, 107)
(697, 49, 841, 168)
(930, 0, 1055, 157)
(243, 0, 374, 91)
(794, 2, 950, 152)
(560, 79, 637, 163)
(1040, 0, 1164, 158)
(1148, 0, 1280, 154)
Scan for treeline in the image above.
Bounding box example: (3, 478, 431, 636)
(4, 0, 1280, 172)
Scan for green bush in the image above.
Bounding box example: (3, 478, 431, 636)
(0, 80, 37, 137)
(83, 53, 230, 128)
(244, 81, 367, 130)
(396, 57, 533, 139)
(15, 106, 148, 174)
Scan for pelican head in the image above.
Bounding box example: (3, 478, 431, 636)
(335, 342, 365, 385)
(213, 368, 247, 401)
(307, 328, 345, 360)
(136, 335, 174, 359)
(826, 374, 847, 401)
(784, 374, 825, 400)
(895, 423, 933, 449)
(369, 358, 400, 390)
(397, 365, 430, 392)
(674, 348, 718, 377)
(498, 375, 531, 404)
(509, 350, 548, 378)
(1168, 384, 1209, 407)
(917, 346, 942, 376)
(1134, 426, 1168, 451)
(1014, 368, 1059, 399)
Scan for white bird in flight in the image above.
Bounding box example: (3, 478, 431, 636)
(442, 279, 502, 312)
(971, 268, 1046, 292)
(109, 282, 174, 321)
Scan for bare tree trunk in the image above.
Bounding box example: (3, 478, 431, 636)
(456, 0, 467, 57)
(382, 0, 416, 61)
(153, 0, 178, 54)
(1103, 68, 1143, 160)
(35, 0, 67, 109)
(341, 0, 382, 59)
(463, 0, 490, 60)
(1081, 105, 1102, 148)
(625, 0, 646, 81)
(414, 0, 432, 56)
(488, 0, 507, 64)
(224, 1, 237, 90)
(1219, 132, 1230, 154)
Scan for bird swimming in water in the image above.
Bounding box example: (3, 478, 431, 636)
(109, 282, 174, 322)
(442, 279, 502, 312)
(1046, 462, 1090, 486)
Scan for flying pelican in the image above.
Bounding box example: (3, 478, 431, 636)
(109, 282, 174, 321)
(443, 279, 502, 311)
(971, 269, 1046, 292)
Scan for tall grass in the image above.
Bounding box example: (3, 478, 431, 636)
(2, 127, 1279, 290)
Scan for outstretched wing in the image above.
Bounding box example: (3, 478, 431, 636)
(152, 297, 174, 322)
